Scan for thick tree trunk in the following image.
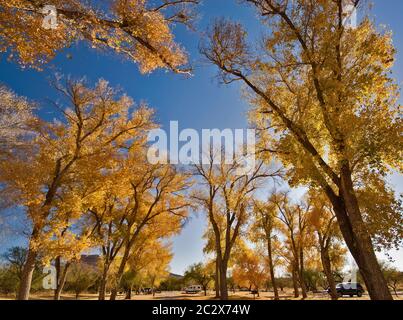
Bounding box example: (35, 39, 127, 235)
(331, 198, 393, 300)
(320, 248, 338, 300)
(110, 246, 131, 300)
(219, 261, 228, 300)
(323, 164, 392, 300)
(17, 241, 38, 300)
(267, 239, 279, 300)
(98, 262, 111, 300)
(337, 165, 392, 300)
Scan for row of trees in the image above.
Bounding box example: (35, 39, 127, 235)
(200, 0, 402, 300)
(195, 169, 347, 301)
(0, 0, 402, 300)
(0, 246, 173, 299)
(0, 80, 191, 300)
(1, 0, 200, 300)
(229, 190, 347, 300)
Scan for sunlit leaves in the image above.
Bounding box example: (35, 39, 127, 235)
(0, 0, 197, 73)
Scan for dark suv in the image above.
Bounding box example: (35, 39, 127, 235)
(330, 283, 365, 297)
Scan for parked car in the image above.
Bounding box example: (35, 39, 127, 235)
(329, 283, 365, 297)
(185, 285, 202, 294)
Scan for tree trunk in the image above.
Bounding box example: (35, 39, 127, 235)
(125, 287, 132, 300)
(110, 287, 118, 300)
(98, 262, 111, 300)
(267, 239, 279, 300)
(16, 244, 38, 300)
(320, 247, 338, 300)
(291, 264, 299, 298)
(215, 256, 220, 298)
(219, 260, 228, 300)
(54, 258, 70, 300)
(110, 246, 131, 300)
(214, 252, 221, 299)
(337, 164, 392, 300)
(324, 164, 393, 300)
(298, 247, 308, 299)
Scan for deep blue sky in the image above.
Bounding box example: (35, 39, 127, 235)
(0, 0, 402, 273)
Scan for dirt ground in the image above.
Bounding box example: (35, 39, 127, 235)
(1, 290, 402, 300)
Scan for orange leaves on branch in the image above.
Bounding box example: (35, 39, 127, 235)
(0, 0, 197, 73)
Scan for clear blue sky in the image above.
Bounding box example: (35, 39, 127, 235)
(0, 0, 402, 274)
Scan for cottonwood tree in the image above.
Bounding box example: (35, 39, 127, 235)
(201, 227, 223, 298)
(0, 79, 155, 300)
(381, 262, 403, 298)
(268, 192, 311, 299)
(201, 0, 401, 299)
(39, 160, 112, 300)
(184, 262, 214, 296)
(124, 236, 172, 299)
(109, 162, 190, 300)
(85, 157, 190, 300)
(144, 243, 172, 296)
(119, 234, 173, 299)
(84, 146, 191, 300)
(85, 171, 137, 300)
(250, 199, 282, 299)
(232, 247, 268, 298)
(193, 150, 279, 300)
(65, 262, 98, 299)
(1, 247, 43, 285)
(202, 228, 251, 298)
(0, 0, 198, 74)
(308, 190, 346, 300)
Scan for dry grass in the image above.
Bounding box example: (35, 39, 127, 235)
(1, 289, 402, 300)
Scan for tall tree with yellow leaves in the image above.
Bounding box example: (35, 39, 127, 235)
(104, 148, 191, 300)
(232, 247, 268, 298)
(0, 79, 155, 300)
(50, 163, 121, 300)
(124, 235, 172, 299)
(0, 0, 198, 74)
(269, 192, 311, 299)
(84, 148, 191, 300)
(202, 0, 401, 299)
(193, 150, 279, 300)
(250, 199, 281, 300)
(308, 190, 347, 300)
